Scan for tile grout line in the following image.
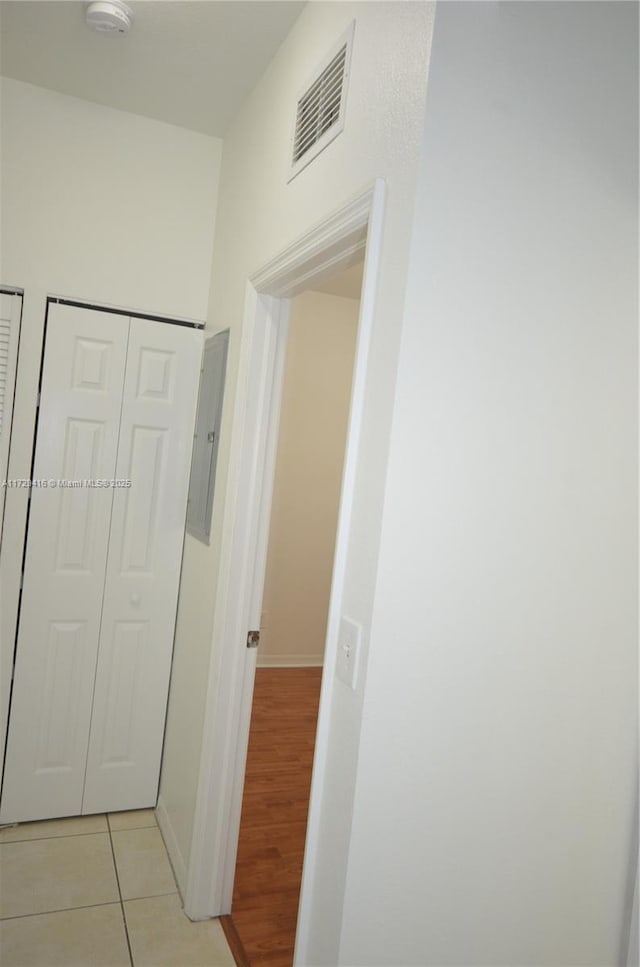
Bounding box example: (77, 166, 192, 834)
(0, 828, 111, 845)
(0, 816, 156, 846)
(107, 814, 135, 967)
(0, 900, 123, 923)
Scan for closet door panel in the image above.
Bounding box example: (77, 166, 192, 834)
(0, 305, 129, 823)
(82, 319, 202, 813)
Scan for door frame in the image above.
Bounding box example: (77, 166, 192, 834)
(183, 181, 386, 953)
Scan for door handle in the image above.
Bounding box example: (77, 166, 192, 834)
(130, 593, 141, 606)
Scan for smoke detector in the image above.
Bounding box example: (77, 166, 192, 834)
(86, 1, 133, 34)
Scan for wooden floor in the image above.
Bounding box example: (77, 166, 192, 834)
(222, 666, 323, 967)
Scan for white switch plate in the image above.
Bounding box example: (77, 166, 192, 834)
(336, 616, 361, 689)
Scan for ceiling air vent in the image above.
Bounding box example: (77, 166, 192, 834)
(289, 23, 354, 181)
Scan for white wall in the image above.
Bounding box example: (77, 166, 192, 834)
(628, 863, 639, 967)
(0, 79, 219, 318)
(0, 78, 221, 781)
(159, 0, 434, 931)
(338, 3, 638, 964)
(259, 289, 359, 667)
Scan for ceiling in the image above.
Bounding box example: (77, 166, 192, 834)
(311, 258, 364, 300)
(0, 1, 305, 137)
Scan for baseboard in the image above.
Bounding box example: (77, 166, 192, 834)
(257, 654, 323, 668)
(155, 794, 187, 899)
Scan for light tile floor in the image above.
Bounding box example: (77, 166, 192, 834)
(0, 809, 236, 967)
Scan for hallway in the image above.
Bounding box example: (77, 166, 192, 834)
(223, 667, 323, 967)
(0, 809, 234, 966)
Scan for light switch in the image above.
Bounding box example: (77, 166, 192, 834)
(336, 616, 361, 689)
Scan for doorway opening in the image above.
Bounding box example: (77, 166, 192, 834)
(181, 182, 385, 967)
(222, 267, 363, 966)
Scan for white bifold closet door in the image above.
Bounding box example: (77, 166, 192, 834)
(0, 302, 201, 823)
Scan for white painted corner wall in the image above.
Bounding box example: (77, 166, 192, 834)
(0, 77, 221, 785)
(338, 3, 638, 965)
(258, 289, 359, 668)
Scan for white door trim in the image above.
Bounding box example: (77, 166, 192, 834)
(183, 181, 386, 952)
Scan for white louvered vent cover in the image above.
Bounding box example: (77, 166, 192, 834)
(0, 303, 16, 438)
(0, 320, 10, 436)
(0, 292, 22, 539)
(289, 23, 354, 181)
